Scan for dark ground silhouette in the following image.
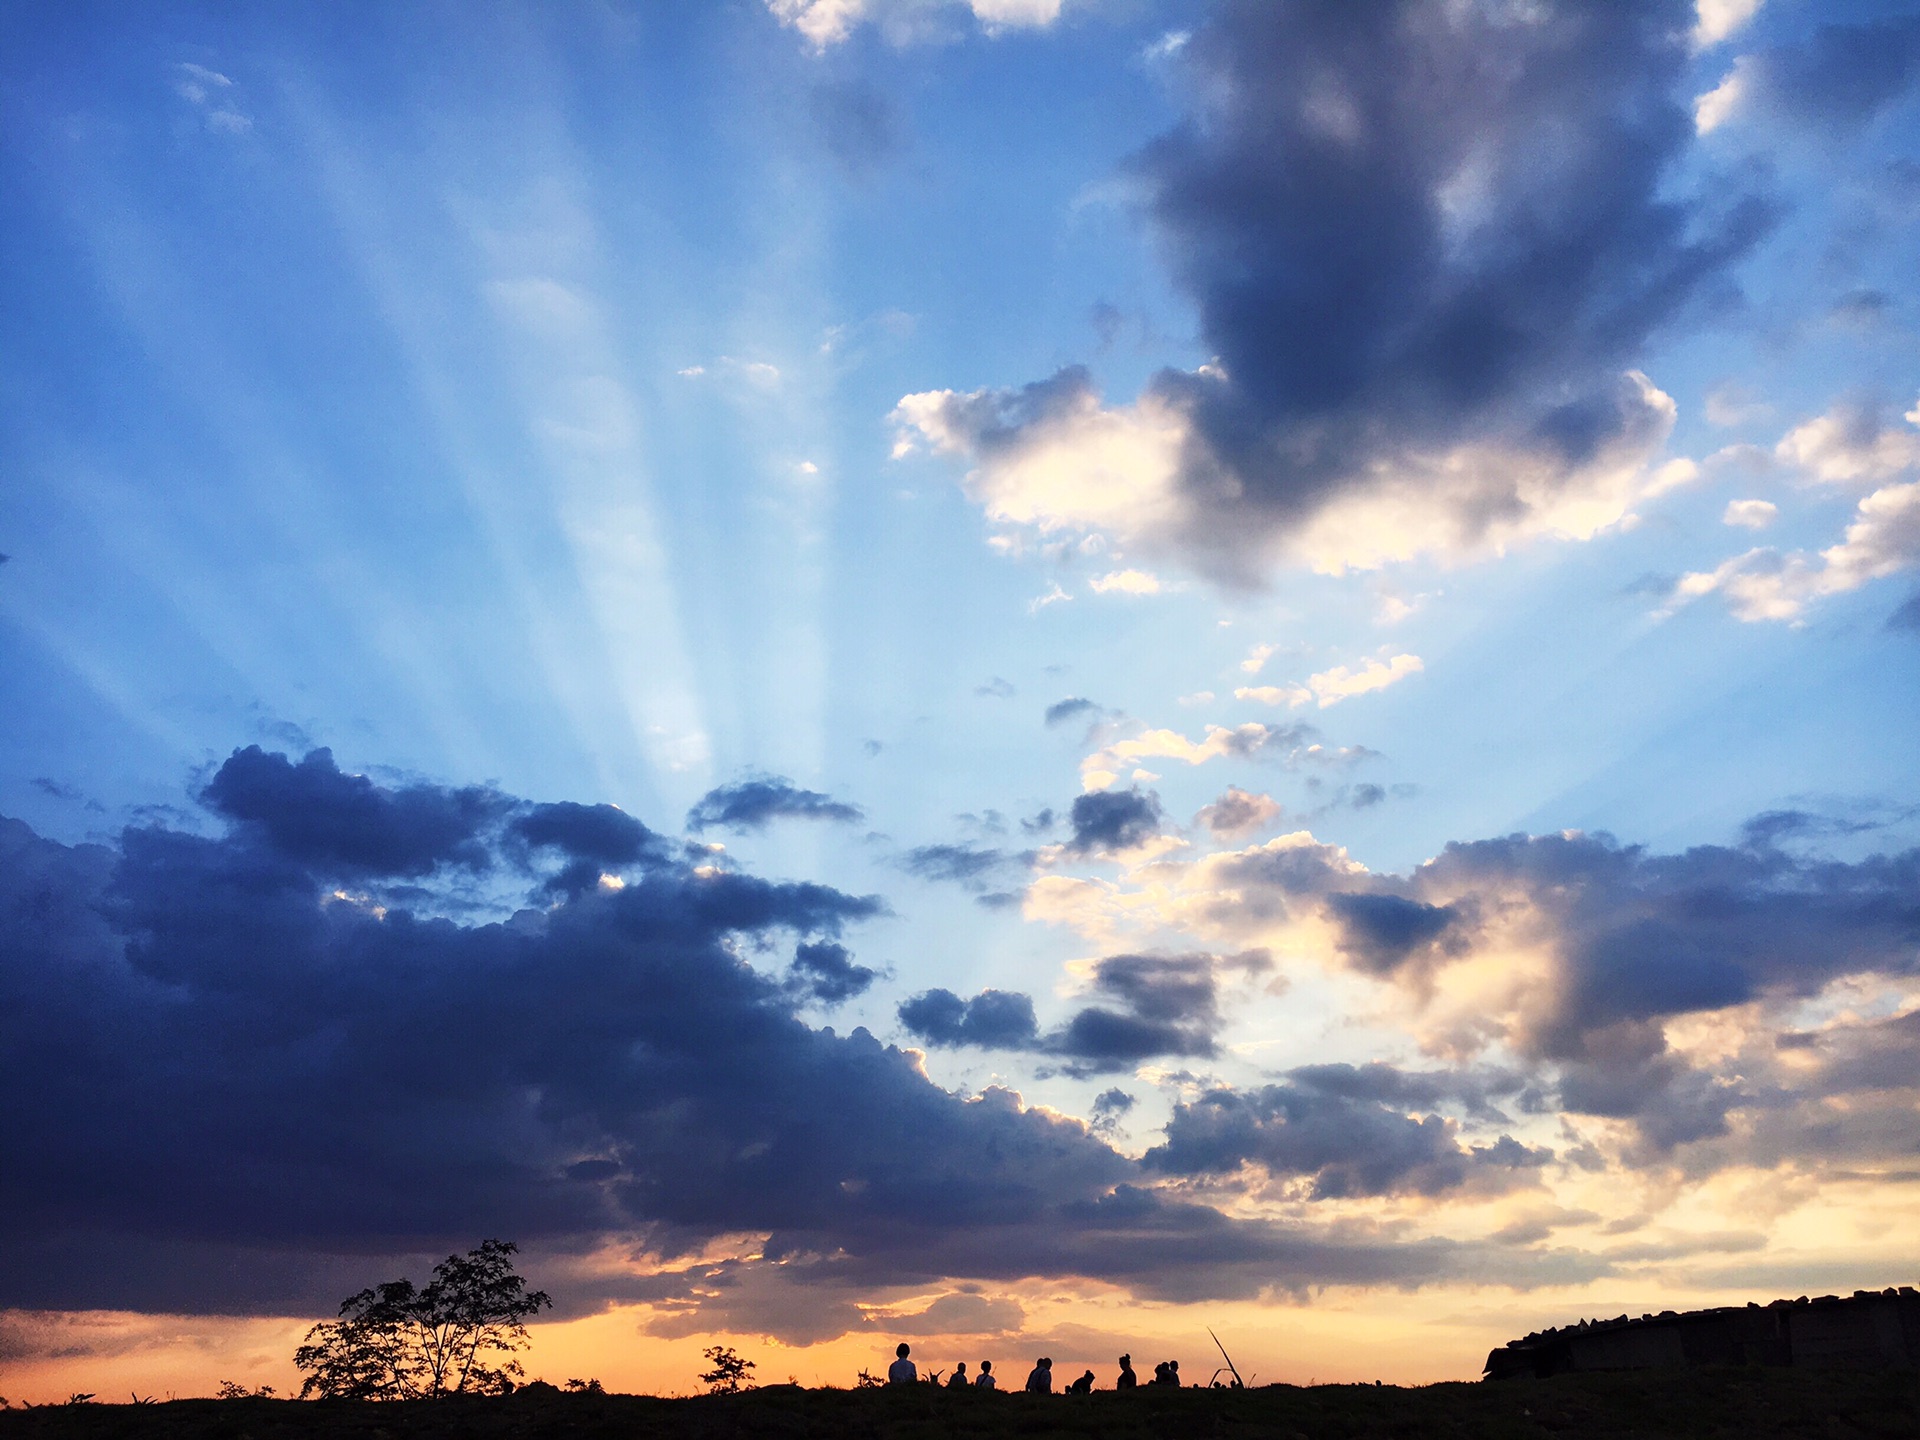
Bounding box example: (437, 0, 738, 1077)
(3, 1367, 1919, 1439)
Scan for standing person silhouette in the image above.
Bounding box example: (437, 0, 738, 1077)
(1024, 1357, 1053, 1393)
(888, 1343, 917, 1385)
(1115, 1354, 1137, 1389)
(947, 1362, 969, 1389)
(974, 1360, 997, 1390)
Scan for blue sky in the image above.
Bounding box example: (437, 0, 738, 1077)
(2, 0, 1919, 1398)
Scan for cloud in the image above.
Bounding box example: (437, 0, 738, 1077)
(1029, 810, 1920, 1162)
(685, 776, 865, 832)
(1236, 653, 1424, 710)
(1088, 568, 1164, 596)
(767, 0, 1065, 49)
(975, 676, 1017, 699)
(1080, 721, 1316, 790)
(1700, 16, 1920, 135)
(1693, 0, 1764, 51)
(1674, 481, 1920, 622)
(1044, 697, 1101, 727)
(1064, 787, 1163, 854)
(899, 951, 1267, 1073)
(1890, 591, 1920, 634)
(897, 988, 1040, 1048)
(200, 746, 507, 879)
(173, 60, 251, 133)
(1195, 787, 1282, 839)
(810, 79, 901, 175)
(899, 842, 1030, 895)
(1722, 499, 1777, 529)
(788, 939, 879, 1003)
(895, 2, 1769, 581)
(8, 756, 1536, 1322)
(1675, 398, 1920, 621)
(1144, 1068, 1549, 1199)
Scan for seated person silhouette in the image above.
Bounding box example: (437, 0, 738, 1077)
(974, 1360, 997, 1390)
(1164, 1359, 1181, 1387)
(948, 1362, 968, 1389)
(888, 1343, 917, 1385)
(1115, 1354, 1137, 1389)
(1024, 1357, 1053, 1393)
(1067, 1369, 1095, 1395)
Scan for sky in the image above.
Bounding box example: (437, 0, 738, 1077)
(2, 0, 1919, 1403)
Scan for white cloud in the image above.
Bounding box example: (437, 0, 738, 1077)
(1237, 654, 1424, 710)
(767, 0, 1064, 47)
(895, 369, 1692, 578)
(891, 380, 1189, 546)
(1693, 61, 1750, 134)
(1775, 399, 1920, 488)
(1028, 581, 1072, 613)
(1176, 690, 1214, 707)
(677, 365, 706, 378)
(1080, 722, 1306, 791)
(1239, 642, 1278, 675)
(1674, 482, 1920, 622)
(1088, 568, 1164, 596)
(1722, 499, 1777, 529)
(173, 60, 251, 133)
(1693, 0, 1764, 50)
(1675, 399, 1920, 621)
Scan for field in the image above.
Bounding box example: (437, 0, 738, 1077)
(4, 1368, 1919, 1440)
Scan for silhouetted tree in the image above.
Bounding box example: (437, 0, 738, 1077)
(699, 1345, 756, 1394)
(294, 1240, 550, 1400)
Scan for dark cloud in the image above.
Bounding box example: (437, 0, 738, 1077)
(1044, 697, 1101, 727)
(810, 79, 901, 176)
(1066, 787, 1163, 854)
(913, 0, 1774, 581)
(1734, 16, 1920, 133)
(1144, 1067, 1551, 1199)
(510, 801, 668, 897)
(1020, 806, 1057, 836)
(897, 988, 1040, 1049)
(1135, 0, 1771, 572)
(897, 951, 1266, 1073)
(1325, 892, 1462, 976)
(788, 939, 878, 1005)
(1828, 288, 1893, 329)
(1889, 590, 1920, 633)
(684, 775, 864, 833)
(199, 745, 506, 878)
(1196, 785, 1281, 838)
(900, 842, 1026, 887)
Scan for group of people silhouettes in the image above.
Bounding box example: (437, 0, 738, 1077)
(886, 1344, 1184, 1393)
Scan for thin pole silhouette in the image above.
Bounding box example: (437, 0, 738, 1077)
(1207, 1328, 1244, 1388)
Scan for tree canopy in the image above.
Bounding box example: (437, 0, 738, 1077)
(294, 1240, 550, 1400)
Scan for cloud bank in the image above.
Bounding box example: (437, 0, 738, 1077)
(894, 0, 1771, 580)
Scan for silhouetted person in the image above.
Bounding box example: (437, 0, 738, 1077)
(1067, 1369, 1094, 1395)
(1116, 1354, 1137, 1389)
(948, 1363, 968, 1389)
(1024, 1357, 1052, 1393)
(1166, 1359, 1181, 1387)
(888, 1342, 917, 1385)
(974, 1360, 996, 1390)
(1152, 1362, 1170, 1385)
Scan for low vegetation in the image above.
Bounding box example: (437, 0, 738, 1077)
(3, 1367, 1918, 1439)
